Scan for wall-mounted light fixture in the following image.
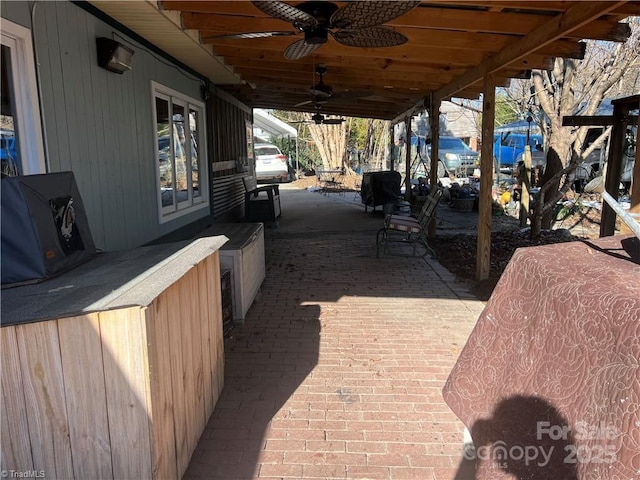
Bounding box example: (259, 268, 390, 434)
(96, 37, 134, 74)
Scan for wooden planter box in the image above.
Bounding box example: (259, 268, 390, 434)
(1, 237, 227, 479)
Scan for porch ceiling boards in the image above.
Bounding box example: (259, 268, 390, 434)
(159, 1, 637, 119)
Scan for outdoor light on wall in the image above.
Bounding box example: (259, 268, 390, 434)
(96, 37, 134, 74)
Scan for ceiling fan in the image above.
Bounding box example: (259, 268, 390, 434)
(311, 113, 344, 125)
(291, 106, 345, 125)
(294, 63, 370, 109)
(295, 63, 333, 107)
(217, 1, 420, 60)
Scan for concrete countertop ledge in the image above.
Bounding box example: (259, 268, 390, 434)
(1, 236, 228, 326)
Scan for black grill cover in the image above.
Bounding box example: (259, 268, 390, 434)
(1, 172, 96, 287)
(360, 171, 402, 208)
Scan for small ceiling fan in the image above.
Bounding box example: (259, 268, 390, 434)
(295, 63, 332, 107)
(217, 1, 420, 60)
(291, 106, 345, 125)
(294, 63, 370, 108)
(311, 113, 344, 125)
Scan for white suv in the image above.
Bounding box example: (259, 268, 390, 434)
(255, 143, 290, 182)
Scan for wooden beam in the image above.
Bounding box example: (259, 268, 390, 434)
(208, 37, 491, 66)
(232, 66, 455, 88)
(436, 1, 626, 100)
(391, 98, 428, 125)
(219, 54, 471, 77)
(215, 44, 556, 75)
(247, 99, 400, 119)
(563, 115, 638, 126)
(429, 1, 640, 16)
(476, 73, 496, 281)
(388, 6, 631, 42)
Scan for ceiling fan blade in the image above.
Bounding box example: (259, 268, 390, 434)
(330, 1, 420, 29)
(333, 27, 408, 48)
(309, 86, 332, 98)
(322, 118, 345, 125)
(284, 39, 322, 60)
(251, 1, 317, 28)
(294, 99, 314, 107)
(210, 31, 296, 40)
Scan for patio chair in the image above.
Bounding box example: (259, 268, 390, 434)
(243, 176, 281, 223)
(376, 187, 443, 259)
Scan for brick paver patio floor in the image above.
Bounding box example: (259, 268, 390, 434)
(185, 192, 485, 480)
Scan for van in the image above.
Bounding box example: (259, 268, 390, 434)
(493, 133, 544, 169)
(426, 136, 479, 177)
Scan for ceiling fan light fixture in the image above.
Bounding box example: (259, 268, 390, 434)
(304, 26, 328, 45)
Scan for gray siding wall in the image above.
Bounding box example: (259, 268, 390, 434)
(2, 1, 215, 251)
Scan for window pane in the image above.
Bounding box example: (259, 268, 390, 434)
(189, 108, 200, 198)
(256, 147, 281, 156)
(173, 103, 188, 204)
(1, 44, 21, 177)
(156, 97, 174, 208)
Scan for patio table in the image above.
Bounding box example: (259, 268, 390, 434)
(443, 235, 640, 479)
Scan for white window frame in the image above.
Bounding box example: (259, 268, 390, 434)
(151, 81, 209, 224)
(1, 19, 46, 175)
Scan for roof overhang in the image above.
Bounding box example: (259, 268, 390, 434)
(88, 1, 639, 120)
(88, 0, 242, 85)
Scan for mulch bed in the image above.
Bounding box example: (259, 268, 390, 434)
(430, 229, 585, 301)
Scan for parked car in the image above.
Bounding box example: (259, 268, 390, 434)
(255, 143, 290, 182)
(493, 133, 545, 169)
(427, 136, 479, 177)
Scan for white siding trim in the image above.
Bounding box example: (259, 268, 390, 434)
(151, 81, 209, 224)
(1, 19, 46, 175)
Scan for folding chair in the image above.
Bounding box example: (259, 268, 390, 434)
(376, 187, 443, 259)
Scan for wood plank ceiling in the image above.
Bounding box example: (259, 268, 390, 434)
(159, 1, 639, 120)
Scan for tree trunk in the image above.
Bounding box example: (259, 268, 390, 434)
(307, 116, 349, 170)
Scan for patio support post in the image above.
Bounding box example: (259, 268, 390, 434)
(389, 124, 395, 171)
(428, 98, 440, 238)
(621, 97, 640, 235)
(405, 115, 412, 201)
(295, 135, 299, 175)
(477, 73, 496, 281)
(600, 101, 631, 237)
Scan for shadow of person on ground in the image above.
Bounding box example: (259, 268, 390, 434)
(453, 395, 578, 480)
